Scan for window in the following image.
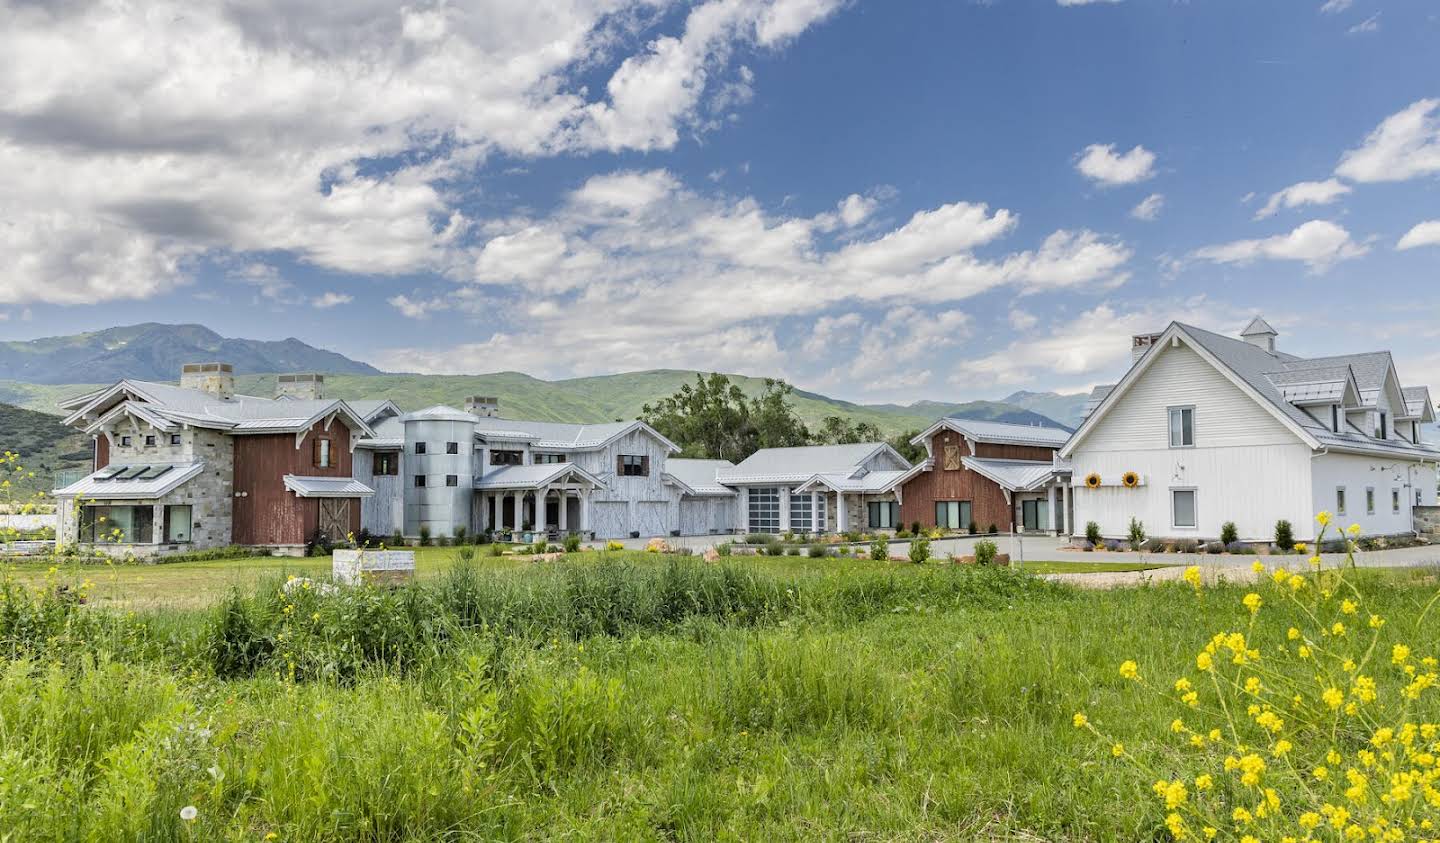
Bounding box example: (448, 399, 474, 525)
(1336, 487, 1347, 515)
(1392, 488, 1400, 514)
(934, 500, 972, 530)
(313, 437, 333, 468)
(120, 435, 132, 447)
(869, 500, 900, 529)
(144, 434, 156, 447)
(79, 505, 154, 544)
(164, 505, 192, 543)
(446, 474, 459, 487)
(1168, 406, 1195, 448)
(1419, 490, 1425, 507)
(1377, 412, 1388, 440)
(170, 433, 182, 445)
(372, 452, 399, 476)
(534, 453, 566, 464)
(1366, 487, 1375, 515)
(1331, 405, 1341, 433)
(1171, 488, 1197, 529)
(415, 442, 427, 454)
(747, 487, 780, 533)
(414, 475, 427, 488)
(446, 441, 459, 454)
(790, 493, 824, 533)
(490, 450, 523, 466)
(618, 455, 648, 477)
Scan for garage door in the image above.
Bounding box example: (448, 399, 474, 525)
(635, 501, 669, 537)
(590, 501, 628, 538)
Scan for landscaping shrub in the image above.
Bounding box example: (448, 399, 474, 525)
(1085, 521, 1102, 546)
(418, 526, 432, 547)
(870, 538, 887, 561)
(453, 526, 468, 545)
(843, 531, 863, 543)
(715, 542, 732, 557)
(1225, 541, 1253, 554)
(1103, 539, 1122, 552)
(306, 528, 336, 557)
(1204, 541, 1225, 554)
(908, 537, 930, 564)
(563, 533, 582, 553)
(785, 546, 800, 557)
(764, 543, 786, 557)
(974, 539, 997, 566)
(986, 523, 998, 535)
(488, 542, 505, 557)
(895, 529, 911, 538)
(807, 544, 827, 558)
(967, 519, 978, 535)
(1175, 539, 1199, 554)
(1273, 519, 1293, 551)
(911, 522, 922, 535)
(390, 528, 405, 547)
(455, 545, 477, 564)
(1220, 521, 1238, 545)
(745, 533, 775, 545)
(1127, 517, 1146, 551)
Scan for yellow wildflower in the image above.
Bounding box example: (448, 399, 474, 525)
(1317, 511, 1332, 526)
(1119, 660, 1139, 680)
(1393, 643, 1411, 664)
(1072, 712, 1088, 728)
(1243, 592, 1263, 613)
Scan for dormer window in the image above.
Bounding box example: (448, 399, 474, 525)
(1331, 405, 1341, 434)
(1377, 411, 1387, 440)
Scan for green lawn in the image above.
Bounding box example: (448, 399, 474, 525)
(0, 552, 1436, 840)
(2, 549, 1171, 609)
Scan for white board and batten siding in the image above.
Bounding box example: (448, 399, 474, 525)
(1311, 453, 1436, 539)
(1070, 341, 1314, 542)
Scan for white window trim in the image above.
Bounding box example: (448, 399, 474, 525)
(1170, 486, 1198, 530)
(1336, 486, 1347, 516)
(1167, 405, 1196, 449)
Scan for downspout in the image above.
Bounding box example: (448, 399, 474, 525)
(1309, 447, 1328, 544)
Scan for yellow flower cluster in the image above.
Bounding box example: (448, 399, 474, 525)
(1077, 512, 1440, 842)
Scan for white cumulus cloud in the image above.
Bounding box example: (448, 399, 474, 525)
(1075, 143, 1157, 186)
(1335, 98, 1440, 183)
(1130, 193, 1165, 221)
(1398, 221, 1440, 250)
(1191, 220, 1368, 271)
(1253, 179, 1351, 219)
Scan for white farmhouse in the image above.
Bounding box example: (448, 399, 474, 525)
(1061, 318, 1439, 543)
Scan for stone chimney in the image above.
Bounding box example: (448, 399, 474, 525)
(180, 362, 235, 399)
(465, 396, 500, 417)
(1240, 316, 1278, 353)
(1131, 332, 1163, 364)
(275, 373, 325, 401)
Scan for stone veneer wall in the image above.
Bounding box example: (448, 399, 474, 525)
(1415, 506, 1440, 537)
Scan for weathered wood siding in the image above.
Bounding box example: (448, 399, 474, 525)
(570, 429, 675, 538)
(898, 428, 1032, 530)
(354, 450, 403, 536)
(233, 421, 360, 546)
(678, 497, 737, 535)
(94, 435, 109, 470)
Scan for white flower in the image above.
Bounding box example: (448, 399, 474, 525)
(180, 806, 198, 821)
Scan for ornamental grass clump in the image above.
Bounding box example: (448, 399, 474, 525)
(1077, 512, 1440, 841)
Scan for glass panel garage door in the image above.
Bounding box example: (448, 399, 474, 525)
(748, 487, 780, 533)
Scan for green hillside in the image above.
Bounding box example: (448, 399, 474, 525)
(2, 370, 1064, 437)
(0, 402, 91, 499)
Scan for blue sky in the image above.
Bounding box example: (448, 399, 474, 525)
(1, 0, 1437, 402)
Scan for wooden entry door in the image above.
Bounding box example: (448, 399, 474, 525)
(319, 499, 351, 539)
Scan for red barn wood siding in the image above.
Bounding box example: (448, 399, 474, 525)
(897, 429, 1058, 531)
(94, 436, 109, 470)
(232, 421, 356, 546)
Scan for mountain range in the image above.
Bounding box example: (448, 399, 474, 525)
(0, 323, 380, 384)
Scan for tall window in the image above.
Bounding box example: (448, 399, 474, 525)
(935, 500, 972, 530)
(1377, 412, 1388, 439)
(164, 505, 192, 543)
(490, 450, 523, 466)
(1168, 406, 1195, 448)
(1331, 405, 1341, 433)
(1171, 489, 1197, 529)
(790, 493, 824, 533)
(313, 438, 333, 468)
(1336, 487, 1347, 515)
(1392, 488, 1400, 514)
(869, 500, 899, 529)
(618, 455, 648, 476)
(414, 442, 427, 454)
(747, 487, 780, 533)
(1366, 487, 1375, 515)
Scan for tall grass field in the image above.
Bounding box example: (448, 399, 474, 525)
(0, 551, 1436, 840)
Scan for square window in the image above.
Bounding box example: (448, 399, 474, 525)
(446, 474, 458, 487)
(446, 442, 459, 454)
(120, 435, 132, 447)
(415, 442, 427, 455)
(414, 475, 426, 487)
(144, 434, 156, 447)
(619, 455, 647, 476)
(1168, 407, 1195, 448)
(170, 433, 182, 445)
(1172, 489, 1197, 529)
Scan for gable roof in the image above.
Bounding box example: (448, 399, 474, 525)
(60, 379, 375, 438)
(470, 416, 681, 453)
(960, 457, 1061, 492)
(794, 469, 910, 494)
(1240, 316, 1278, 337)
(54, 460, 205, 499)
(1402, 387, 1436, 423)
(911, 417, 1071, 449)
(1062, 322, 1439, 461)
(472, 463, 607, 491)
(718, 443, 906, 485)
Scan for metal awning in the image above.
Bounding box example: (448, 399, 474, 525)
(282, 475, 376, 498)
(53, 461, 204, 500)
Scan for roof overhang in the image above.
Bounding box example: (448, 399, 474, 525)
(54, 461, 205, 500)
(961, 456, 1060, 492)
(282, 475, 376, 498)
(473, 463, 607, 491)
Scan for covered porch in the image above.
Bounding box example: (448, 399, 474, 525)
(961, 456, 1072, 536)
(474, 464, 606, 538)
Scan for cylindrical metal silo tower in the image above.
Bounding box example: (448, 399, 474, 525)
(401, 406, 477, 540)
